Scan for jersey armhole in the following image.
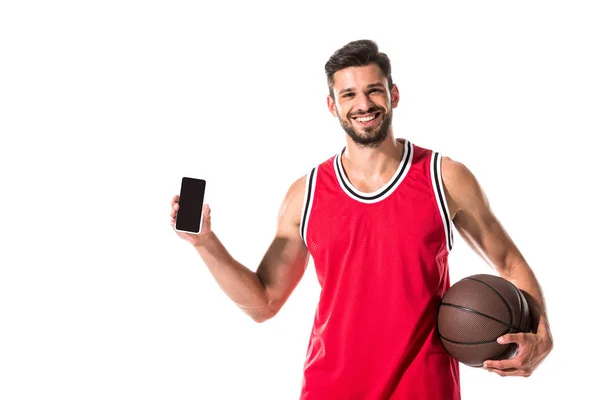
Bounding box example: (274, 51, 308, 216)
(430, 152, 454, 252)
(299, 166, 318, 247)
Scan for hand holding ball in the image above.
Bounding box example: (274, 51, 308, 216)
(437, 274, 531, 367)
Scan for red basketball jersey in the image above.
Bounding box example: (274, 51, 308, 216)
(298, 139, 460, 400)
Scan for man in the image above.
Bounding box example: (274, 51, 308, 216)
(170, 40, 553, 399)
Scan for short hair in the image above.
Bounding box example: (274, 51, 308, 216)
(325, 40, 394, 99)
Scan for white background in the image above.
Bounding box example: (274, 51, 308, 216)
(1, 1, 598, 399)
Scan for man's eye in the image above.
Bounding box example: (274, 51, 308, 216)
(343, 93, 354, 98)
(369, 89, 382, 94)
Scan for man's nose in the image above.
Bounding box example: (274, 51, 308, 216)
(354, 91, 375, 112)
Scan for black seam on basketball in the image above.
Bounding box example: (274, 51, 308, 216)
(510, 281, 525, 331)
(463, 277, 514, 328)
(439, 333, 502, 345)
(439, 303, 520, 331)
(518, 288, 531, 332)
(507, 279, 529, 333)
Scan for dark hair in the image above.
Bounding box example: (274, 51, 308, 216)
(325, 40, 393, 99)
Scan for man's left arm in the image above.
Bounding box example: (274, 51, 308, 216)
(441, 156, 553, 377)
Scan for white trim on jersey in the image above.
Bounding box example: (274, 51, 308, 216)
(300, 167, 318, 246)
(431, 152, 454, 251)
(334, 139, 413, 204)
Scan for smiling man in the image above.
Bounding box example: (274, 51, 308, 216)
(170, 40, 553, 399)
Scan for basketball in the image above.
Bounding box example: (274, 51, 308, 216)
(437, 274, 531, 367)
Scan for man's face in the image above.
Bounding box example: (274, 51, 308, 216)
(327, 63, 399, 148)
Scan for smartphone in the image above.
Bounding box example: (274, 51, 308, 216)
(175, 177, 206, 234)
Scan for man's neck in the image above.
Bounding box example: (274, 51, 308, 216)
(341, 132, 404, 181)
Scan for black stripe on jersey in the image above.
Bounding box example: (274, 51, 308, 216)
(300, 167, 316, 243)
(433, 152, 453, 251)
(335, 140, 412, 201)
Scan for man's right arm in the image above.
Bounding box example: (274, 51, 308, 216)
(177, 175, 310, 323)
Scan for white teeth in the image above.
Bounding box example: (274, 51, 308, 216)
(356, 114, 376, 122)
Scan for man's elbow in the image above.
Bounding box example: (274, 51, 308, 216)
(249, 302, 279, 323)
(251, 314, 272, 323)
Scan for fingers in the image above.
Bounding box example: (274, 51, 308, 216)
(497, 333, 523, 345)
(170, 195, 180, 217)
(483, 332, 533, 377)
(484, 359, 533, 377)
(483, 358, 517, 371)
(484, 366, 532, 377)
(483, 342, 524, 370)
(169, 196, 211, 240)
(202, 204, 211, 231)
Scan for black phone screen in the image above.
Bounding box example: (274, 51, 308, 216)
(176, 177, 206, 233)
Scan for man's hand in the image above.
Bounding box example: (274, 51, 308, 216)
(170, 194, 212, 247)
(483, 332, 553, 377)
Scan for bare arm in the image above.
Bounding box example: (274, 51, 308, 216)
(441, 156, 553, 376)
(171, 176, 310, 323)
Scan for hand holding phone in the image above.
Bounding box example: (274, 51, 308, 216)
(171, 177, 210, 244)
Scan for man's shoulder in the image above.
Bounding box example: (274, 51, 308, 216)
(440, 156, 469, 184)
(285, 156, 333, 209)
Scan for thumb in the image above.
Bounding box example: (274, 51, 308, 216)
(201, 204, 211, 231)
(497, 332, 523, 345)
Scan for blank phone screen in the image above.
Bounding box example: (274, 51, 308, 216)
(176, 177, 206, 233)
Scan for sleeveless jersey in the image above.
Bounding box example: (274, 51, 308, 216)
(298, 138, 460, 400)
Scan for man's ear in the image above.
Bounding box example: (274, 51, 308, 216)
(327, 95, 339, 118)
(391, 85, 400, 108)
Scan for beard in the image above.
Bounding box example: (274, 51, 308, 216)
(339, 107, 393, 149)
